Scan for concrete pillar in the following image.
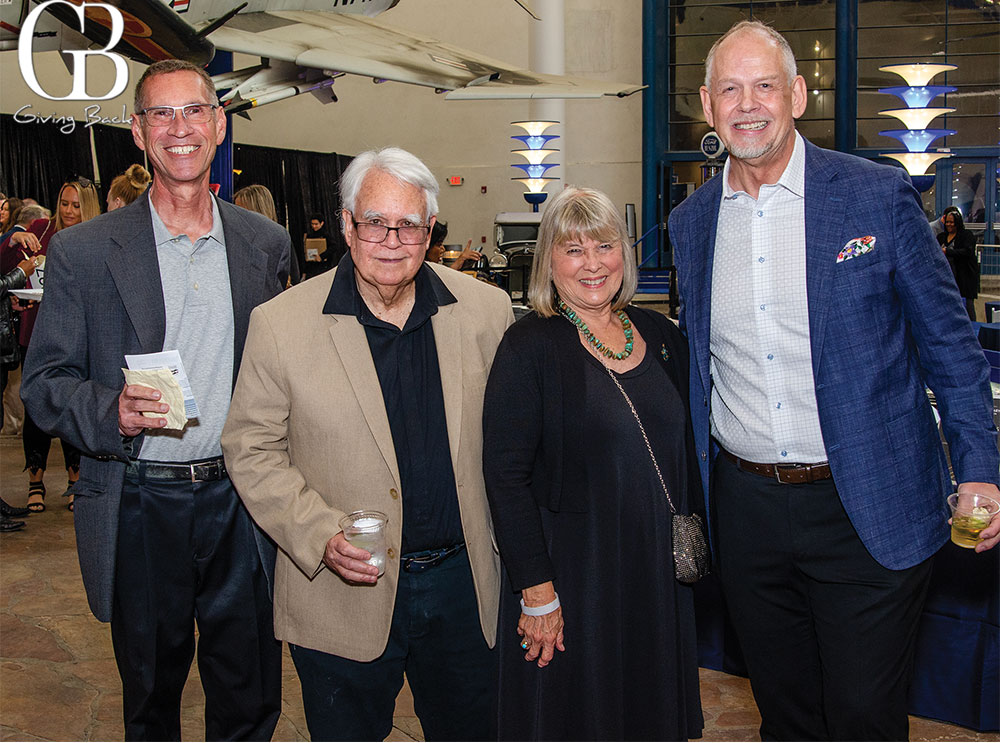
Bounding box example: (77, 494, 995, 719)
(529, 0, 565, 186)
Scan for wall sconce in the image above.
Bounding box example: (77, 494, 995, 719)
(511, 120, 559, 211)
(878, 63, 957, 192)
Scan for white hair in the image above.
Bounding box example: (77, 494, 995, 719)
(339, 147, 439, 231)
(704, 20, 798, 90)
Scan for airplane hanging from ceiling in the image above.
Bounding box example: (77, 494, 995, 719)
(0, 0, 645, 115)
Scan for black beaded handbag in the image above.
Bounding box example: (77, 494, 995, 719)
(602, 363, 710, 584)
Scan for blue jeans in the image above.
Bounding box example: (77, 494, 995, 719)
(290, 549, 497, 741)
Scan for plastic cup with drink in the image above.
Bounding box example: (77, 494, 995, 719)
(338, 510, 388, 576)
(947, 492, 1000, 549)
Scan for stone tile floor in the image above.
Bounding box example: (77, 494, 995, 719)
(1, 433, 997, 742)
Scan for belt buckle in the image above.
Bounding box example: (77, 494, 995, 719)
(189, 463, 197, 483)
(776, 465, 800, 485)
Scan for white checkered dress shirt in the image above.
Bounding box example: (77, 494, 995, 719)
(709, 132, 828, 464)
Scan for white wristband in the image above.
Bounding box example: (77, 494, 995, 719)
(520, 593, 560, 616)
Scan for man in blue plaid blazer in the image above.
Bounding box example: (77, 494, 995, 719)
(669, 20, 999, 741)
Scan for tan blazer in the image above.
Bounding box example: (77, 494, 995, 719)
(221, 263, 514, 660)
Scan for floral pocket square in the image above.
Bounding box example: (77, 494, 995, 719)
(837, 235, 876, 263)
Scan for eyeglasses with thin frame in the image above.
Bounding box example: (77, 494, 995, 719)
(350, 215, 429, 245)
(137, 103, 220, 127)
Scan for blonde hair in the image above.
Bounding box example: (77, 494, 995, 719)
(108, 164, 151, 206)
(54, 179, 101, 231)
(528, 185, 637, 317)
(233, 184, 278, 223)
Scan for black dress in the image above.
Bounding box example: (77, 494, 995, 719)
(485, 311, 703, 741)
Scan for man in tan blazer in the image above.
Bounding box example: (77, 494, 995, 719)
(222, 147, 514, 741)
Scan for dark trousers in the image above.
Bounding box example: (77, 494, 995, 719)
(111, 472, 282, 741)
(19, 346, 80, 472)
(964, 297, 976, 322)
(22, 412, 80, 472)
(290, 548, 497, 742)
(0, 361, 8, 426)
(712, 453, 932, 741)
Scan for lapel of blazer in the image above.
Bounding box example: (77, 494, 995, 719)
(684, 175, 723, 396)
(327, 313, 401, 489)
(802, 140, 845, 372)
(219, 198, 268, 382)
(106, 193, 166, 353)
(430, 301, 463, 467)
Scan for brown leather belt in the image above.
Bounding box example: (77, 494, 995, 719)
(721, 449, 831, 485)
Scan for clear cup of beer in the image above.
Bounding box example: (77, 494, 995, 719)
(946, 493, 999, 549)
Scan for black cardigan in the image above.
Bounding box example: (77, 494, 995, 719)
(482, 306, 701, 591)
(938, 229, 979, 299)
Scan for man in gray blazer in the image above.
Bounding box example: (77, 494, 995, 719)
(21, 60, 289, 740)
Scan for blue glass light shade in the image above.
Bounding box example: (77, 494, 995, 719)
(511, 134, 560, 149)
(877, 85, 956, 108)
(878, 128, 956, 153)
(512, 162, 560, 178)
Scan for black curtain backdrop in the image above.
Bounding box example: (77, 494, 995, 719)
(0, 114, 94, 211)
(1, 114, 353, 264)
(92, 124, 145, 203)
(234, 143, 286, 217)
(234, 144, 351, 270)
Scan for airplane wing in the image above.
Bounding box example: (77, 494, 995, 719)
(206, 10, 643, 100)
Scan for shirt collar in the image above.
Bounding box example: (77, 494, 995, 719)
(149, 194, 225, 247)
(722, 130, 806, 200)
(323, 252, 457, 328)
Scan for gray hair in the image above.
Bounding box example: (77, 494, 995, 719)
(704, 21, 798, 90)
(528, 185, 637, 318)
(339, 147, 439, 232)
(17, 204, 49, 224)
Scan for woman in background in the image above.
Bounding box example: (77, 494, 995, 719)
(1, 198, 24, 239)
(938, 208, 979, 321)
(234, 184, 300, 285)
(426, 220, 481, 270)
(0, 251, 38, 530)
(7, 177, 100, 512)
(106, 164, 151, 211)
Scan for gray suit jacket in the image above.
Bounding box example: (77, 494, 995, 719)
(21, 192, 290, 622)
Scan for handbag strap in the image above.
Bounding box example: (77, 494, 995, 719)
(600, 362, 678, 516)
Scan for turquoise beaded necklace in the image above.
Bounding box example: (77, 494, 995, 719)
(557, 299, 634, 361)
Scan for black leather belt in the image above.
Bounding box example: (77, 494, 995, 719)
(401, 543, 465, 573)
(721, 449, 831, 485)
(126, 456, 228, 483)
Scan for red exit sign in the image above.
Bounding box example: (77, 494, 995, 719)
(447, 176, 464, 186)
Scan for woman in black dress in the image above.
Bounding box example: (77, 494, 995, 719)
(483, 186, 703, 741)
(937, 208, 978, 321)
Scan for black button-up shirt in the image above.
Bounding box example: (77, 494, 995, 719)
(324, 253, 464, 553)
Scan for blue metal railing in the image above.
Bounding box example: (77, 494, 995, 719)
(633, 224, 679, 317)
(980, 244, 1000, 277)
